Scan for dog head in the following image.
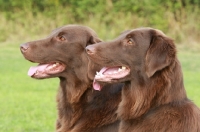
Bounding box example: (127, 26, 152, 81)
(86, 28, 176, 90)
(20, 25, 101, 79)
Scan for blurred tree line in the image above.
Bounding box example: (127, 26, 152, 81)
(1, 0, 199, 21)
(0, 0, 199, 44)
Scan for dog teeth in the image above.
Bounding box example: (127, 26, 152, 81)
(51, 63, 59, 68)
(96, 67, 127, 76)
(122, 66, 126, 70)
(96, 72, 103, 76)
(118, 67, 126, 72)
(47, 63, 58, 70)
(118, 68, 122, 72)
(53, 64, 56, 67)
(96, 71, 99, 75)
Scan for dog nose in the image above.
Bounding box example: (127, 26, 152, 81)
(86, 45, 96, 55)
(20, 43, 29, 53)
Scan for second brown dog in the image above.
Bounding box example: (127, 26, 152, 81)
(86, 27, 200, 132)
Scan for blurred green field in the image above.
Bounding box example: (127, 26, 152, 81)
(0, 1, 199, 132)
(0, 43, 200, 132)
(0, 44, 58, 132)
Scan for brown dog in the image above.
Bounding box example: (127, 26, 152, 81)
(86, 28, 200, 132)
(20, 25, 123, 132)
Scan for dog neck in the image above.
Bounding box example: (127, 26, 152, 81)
(59, 76, 91, 103)
(56, 70, 92, 130)
(117, 58, 187, 120)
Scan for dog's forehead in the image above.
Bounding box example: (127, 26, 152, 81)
(49, 25, 98, 40)
(52, 25, 95, 33)
(118, 28, 151, 39)
(129, 28, 153, 35)
(120, 27, 166, 39)
(131, 28, 166, 36)
(51, 25, 80, 34)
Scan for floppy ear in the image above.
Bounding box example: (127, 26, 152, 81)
(145, 33, 176, 77)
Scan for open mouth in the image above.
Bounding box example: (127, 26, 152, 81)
(28, 62, 66, 78)
(93, 66, 130, 91)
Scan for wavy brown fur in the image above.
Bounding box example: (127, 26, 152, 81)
(86, 28, 200, 132)
(20, 25, 123, 132)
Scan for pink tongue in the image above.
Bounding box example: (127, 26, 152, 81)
(99, 67, 108, 74)
(92, 66, 121, 91)
(92, 67, 108, 91)
(93, 79, 102, 91)
(99, 66, 121, 75)
(28, 64, 49, 76)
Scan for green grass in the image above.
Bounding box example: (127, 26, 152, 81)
(0, 43, 200, 132)
(0, 43, 58, 132)
(177, 51, 200, 105)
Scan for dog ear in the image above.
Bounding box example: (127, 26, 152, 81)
(87, 36, 102, 45)
(145, 33, 176, 77)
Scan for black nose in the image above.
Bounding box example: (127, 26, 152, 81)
(20, 43, 29, 53)
(86, 45, 96, 55)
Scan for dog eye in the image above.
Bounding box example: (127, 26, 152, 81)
(58, 35, 66, 41)
(127, 38, 133, 45)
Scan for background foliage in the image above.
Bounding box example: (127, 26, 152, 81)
(0, 0, 200, 132)
(0, 0, 200, 46)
